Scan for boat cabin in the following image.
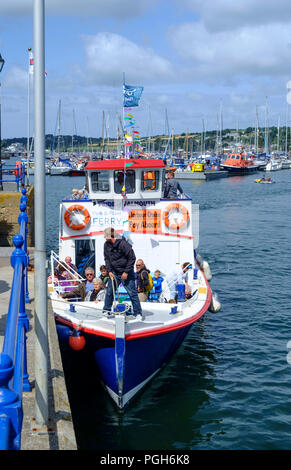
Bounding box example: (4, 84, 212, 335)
(85, 159, 165, 201)
(58, 159, 198, 283)
(224, 153, 253, 167)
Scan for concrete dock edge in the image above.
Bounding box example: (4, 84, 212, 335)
(0, 249, 77, 450)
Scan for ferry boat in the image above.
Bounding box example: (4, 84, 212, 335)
(48, 158, 219, 409)
(220, 153, 260, 175)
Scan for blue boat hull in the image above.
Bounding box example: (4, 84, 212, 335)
(56, 319, 193, 408)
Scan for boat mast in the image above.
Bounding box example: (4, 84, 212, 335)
(285, 104, 288, 154)
(254, 106, 259, 154)
(57, 99, 61, 156)
(101, 110, 105, 157)
(264, 97, 269, 155)
(277, 115, 280, 153)
(72, 108, 77, 155)
(185, 128, 188, 161)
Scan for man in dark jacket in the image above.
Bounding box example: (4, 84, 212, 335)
(163, 170, 185, 198)
(103, 227, 142, 316)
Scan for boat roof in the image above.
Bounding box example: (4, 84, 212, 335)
(85, 158, 165, 171)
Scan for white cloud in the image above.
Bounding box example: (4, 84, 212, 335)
(179, 0, 291, 32)
(170, 21, 291, 82)
(2, 66, 27, 90)
(82, 32, 174, 85)
(0, 0, 156, 18)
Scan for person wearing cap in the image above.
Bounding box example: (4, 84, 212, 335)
(163, 170, 185, 199)
(103, 227, 142, 316)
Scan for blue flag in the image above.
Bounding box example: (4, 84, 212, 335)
(123, 83, 144, 107)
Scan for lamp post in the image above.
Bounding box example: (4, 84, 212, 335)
(0, 53, 5, 191)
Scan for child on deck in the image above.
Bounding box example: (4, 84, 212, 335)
(99, 265, 109, 287)
(152, 270, 164, 301)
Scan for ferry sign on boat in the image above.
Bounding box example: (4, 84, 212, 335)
(49, 158, 219, 409)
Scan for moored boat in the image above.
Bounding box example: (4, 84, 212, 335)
(48, 158, 219, 408)
(265, 158, 283, 171)
(221, 153, 260, 175)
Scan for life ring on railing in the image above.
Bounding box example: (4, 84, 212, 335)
(14, 161, 21, 178)
(163, 203, 189, 230)
(64, 204, 90, 231)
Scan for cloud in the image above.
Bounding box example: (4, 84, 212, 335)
(179, 0, 291, 32)
(0, 0, 156, 18)
(170, 21, 291, 82)
(2, 66, 27, 90)
(82, 32, 174, 85)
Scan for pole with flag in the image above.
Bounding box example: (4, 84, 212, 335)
(122, 74, 144, 198)
(27, 48, 34, 185)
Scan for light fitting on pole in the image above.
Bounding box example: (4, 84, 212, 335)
(0, 54, 4, 73)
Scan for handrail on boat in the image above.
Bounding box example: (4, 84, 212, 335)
(0, 191, 31, 450)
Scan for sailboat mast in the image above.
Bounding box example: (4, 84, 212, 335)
(101, 110, 105, 157)
(57, 99, 61, 155)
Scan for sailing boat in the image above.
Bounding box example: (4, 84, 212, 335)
(50, 100, 72, 175)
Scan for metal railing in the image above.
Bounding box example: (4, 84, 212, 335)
(0, 191, 31, 450)
(0, 162, 26, 191)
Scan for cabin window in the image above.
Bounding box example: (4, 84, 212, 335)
(236, 156, 240, 159)
(114, 170, 135, 194)
(91, 171, 110, 192)
(141, 170, 159, 191)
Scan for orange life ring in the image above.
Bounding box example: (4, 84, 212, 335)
(163, 203, 189, 230)
(64, 204, 90, 231)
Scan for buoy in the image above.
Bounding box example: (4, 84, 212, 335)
(195, 252, 212, 281)
(208, 291, 221, 313)
(68, 329, 86, 351)
(202, 260, 212, 281)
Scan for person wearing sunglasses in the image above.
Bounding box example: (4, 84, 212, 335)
(60, 266, 95, 301)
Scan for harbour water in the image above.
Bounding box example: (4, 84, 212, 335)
(35, 166, 291, 449)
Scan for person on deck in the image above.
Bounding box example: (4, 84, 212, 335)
(60, 266, 95, 301)
(152, 269, 164, 301)
(99, 265, 109, 287)
(166, 262, 192, 302)
(163, 170, 185, 199)
(64, 256, 78, 274)
(103, 227, 142, 316)
(135, 259, 151, 302)
(84, 278, 106, 302)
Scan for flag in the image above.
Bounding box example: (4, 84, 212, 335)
(28, 48, 34, 75)
(123, 83, 144, 108)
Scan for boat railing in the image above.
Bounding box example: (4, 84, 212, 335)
(49, 250, 85, 292)
(0, 191, 31, 450)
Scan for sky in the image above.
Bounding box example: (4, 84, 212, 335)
(1, 0, 291, 139)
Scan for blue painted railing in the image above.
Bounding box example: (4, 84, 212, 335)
(0, 162, 25, 191)
(0, 189, 31, 450)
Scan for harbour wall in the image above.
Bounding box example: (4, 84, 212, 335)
(0, 185, 34, 247)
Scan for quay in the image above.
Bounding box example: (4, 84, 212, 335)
(0, 246, 77, 450)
